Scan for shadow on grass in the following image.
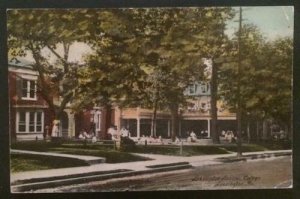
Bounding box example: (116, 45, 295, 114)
(11, 153, 89, 173)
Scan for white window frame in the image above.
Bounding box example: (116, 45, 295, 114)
(188, 84, 197, 95)
(200, 83, 208, 94)
(16, 111, 44, 133)
(21, 75, 37, 101)
(93, 110, 102, 131)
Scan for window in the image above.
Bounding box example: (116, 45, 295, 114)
(200, 83, 208, 93)
(188, 84, 197, 95)
(21, 79, 37, 100)
(18, 112, 26, 132)
(16, 111, 44, 133)
(93, 110, 101, 131)
(36, 112, 42, 132)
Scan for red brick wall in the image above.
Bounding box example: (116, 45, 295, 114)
(9, 71, 48, 107)
(9, 70, 55, 140)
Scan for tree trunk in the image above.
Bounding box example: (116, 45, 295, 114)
(169, 103, 179, 142)
(101, 104, 112, 139)
(151, 99, 158, 137)
(262, 119, 268, 140)
(285, 124, 289, 140)
(247, 121, 251, 143)
(236, 108, 242, 157)
(256, 120, 260, 142)
(211, 59, 219, 143)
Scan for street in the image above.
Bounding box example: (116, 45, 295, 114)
(36, 156, 292, 192)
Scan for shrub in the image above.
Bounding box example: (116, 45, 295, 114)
(120, 136, 136, 151)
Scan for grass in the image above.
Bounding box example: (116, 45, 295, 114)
(219, 144, 268, 153)
(10, 140, 281, 173)
(11, 153, 89, 173)
(11, 141, 151, 163)
(122, 145, 230, 156)
(49, 147, 151, 163)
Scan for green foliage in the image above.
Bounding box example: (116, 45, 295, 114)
(120, 136, 136, 151)
(7, 10, 100, 118)
(218, 23, 292, 126)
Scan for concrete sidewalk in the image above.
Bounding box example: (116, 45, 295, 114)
(11, 149, 105, 165)
(11, 150, 291, 190)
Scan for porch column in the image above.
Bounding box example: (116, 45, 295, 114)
(66, 110, 75, 138)
(207, 119, 211, 138)
(137, 107, 140, 138)
(179, 120, 182, 137)
(115, 107, 122, 132)
(137, 118, 140, 138)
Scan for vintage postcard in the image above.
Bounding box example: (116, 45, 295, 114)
(7, 6, 293, 193)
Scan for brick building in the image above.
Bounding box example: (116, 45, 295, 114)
(9, 58, 236, 141)
(8, 58, 113, 141)
(9, 58, 52, 141)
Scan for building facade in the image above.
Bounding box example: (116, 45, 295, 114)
(9, 58, 52, 141)
(8, 58, 112, 141)
(9, 58, 236, 140)
(115, 81, 237, 139)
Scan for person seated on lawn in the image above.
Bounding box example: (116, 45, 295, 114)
(51, 121, 59, 138)
(83, 129, 91, 139)
(92, 135, 97, 143)
(200, 130, 205, 138)
(221, 130, 226, 137)
(78, 129, 87, 139)
(120, 126, 129, 137)
(225, 130, 232, 142)
(107, 125, 117, 140)
(78, 132, 84, 139)
(190, 131, 197, 142)
(175, 136, 180, 144)
(111, 126, 119, 141)
(204, 130, 208, 137)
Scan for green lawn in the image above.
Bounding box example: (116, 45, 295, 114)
(123, 145, 230, 156)
(122, 144, 270, 156)
(11, 141, 151, 163)
(11, 153, 89, 173)
(10, 141, 276, 172)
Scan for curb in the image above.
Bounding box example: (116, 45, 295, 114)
(216, 151, 291, 163)
(12, 163, 192, 192)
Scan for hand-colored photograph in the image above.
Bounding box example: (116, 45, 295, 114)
(7, 6, 293, 192)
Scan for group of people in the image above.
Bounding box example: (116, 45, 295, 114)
(107, 125, 130, 141)
(78, 129, 97, 142)
(138, 135, 164, 144)
(187, 131, 198, 142)
(221, 130, 236, 143)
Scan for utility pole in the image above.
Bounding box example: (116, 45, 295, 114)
(236, 7, 243, 157)
(211, 58, 219, 144)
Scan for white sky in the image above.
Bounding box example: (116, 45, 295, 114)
(225, 6, 294, 41)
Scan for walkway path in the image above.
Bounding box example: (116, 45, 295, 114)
(11, 149, 291, 184)
(11, 149, 105, 165)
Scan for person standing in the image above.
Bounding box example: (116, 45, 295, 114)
(51, 121, 60, 141)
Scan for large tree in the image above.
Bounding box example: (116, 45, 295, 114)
(74, 8, 235, 141)
(218, 23, 292, 141)
(7, 10, 94, 135)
